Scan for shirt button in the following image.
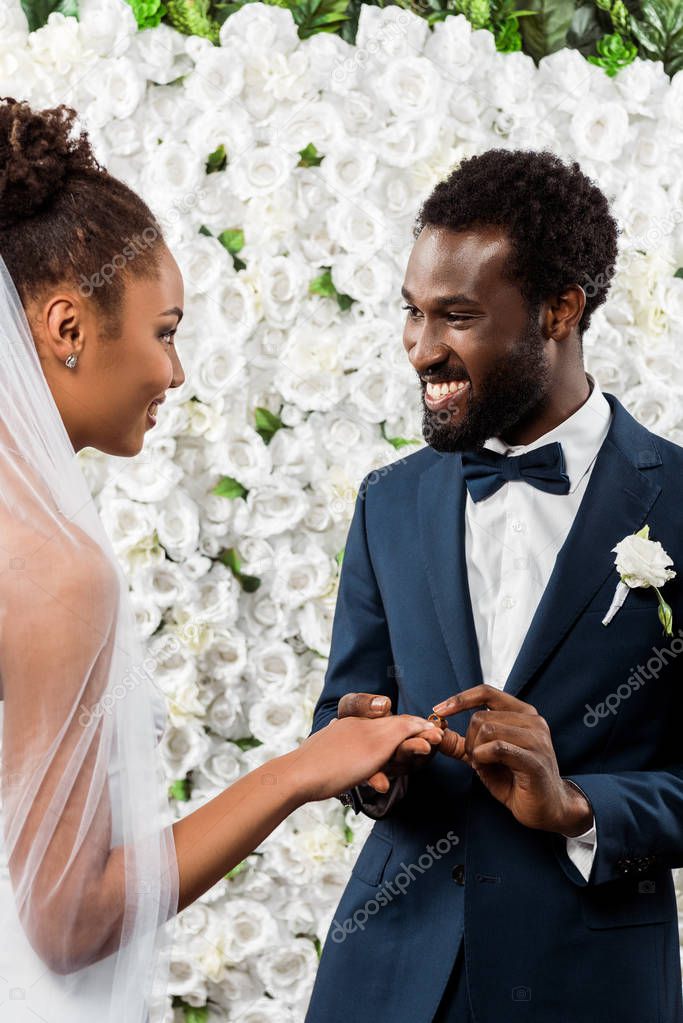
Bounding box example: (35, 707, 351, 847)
(514, 557, 528, 569)
(511, 520, 526, 533)
(501, 595, 516, 609)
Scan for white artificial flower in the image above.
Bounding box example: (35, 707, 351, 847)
(155, 489, 201, 561)
(236, 480, 309, 538)
(229, 145, 300, 201)
(159, 720, 211, 776)
(248, 692, 307, 746)
(219, 2, 299, 55)
(184, 45, 245, 110)
(613, 527, 676, 590)
(254, 940, 318, 1002)
(221, 897, 280, 964)
(569, 100, 630, 163)
(271, 544, 335, 609)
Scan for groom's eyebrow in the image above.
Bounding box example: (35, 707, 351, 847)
(400, 285, 480, 308)
(159, 306, 184, 322)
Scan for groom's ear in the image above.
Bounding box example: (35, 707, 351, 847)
(337, 693, 393, 718)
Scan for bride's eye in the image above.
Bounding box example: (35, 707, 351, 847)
(158, 329, 176, 347)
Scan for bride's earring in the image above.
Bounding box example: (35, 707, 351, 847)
(65, 353, 78, 369)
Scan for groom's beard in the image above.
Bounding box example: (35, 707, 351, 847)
(420, 315, 552, 454)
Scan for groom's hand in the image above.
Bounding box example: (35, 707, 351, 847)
(337, 693, 443, 794)
(431, 684, 594, 835)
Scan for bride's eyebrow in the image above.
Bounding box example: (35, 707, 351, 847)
(158, 306, 183, 322)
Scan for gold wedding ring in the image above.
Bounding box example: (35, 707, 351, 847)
(427, 713, 447, 729)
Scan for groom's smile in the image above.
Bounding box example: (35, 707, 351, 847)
(401, 222, 554, 454)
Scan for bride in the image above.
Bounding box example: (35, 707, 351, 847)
(0, 96, 441, 1022)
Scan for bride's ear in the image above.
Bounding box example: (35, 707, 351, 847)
(33, 291, 88, 366)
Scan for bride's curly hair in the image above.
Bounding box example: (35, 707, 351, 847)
(0, 96, 165, 339)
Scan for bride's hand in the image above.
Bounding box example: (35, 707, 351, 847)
(291, 714, 443, 803)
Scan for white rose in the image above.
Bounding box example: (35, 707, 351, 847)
(229, 145, 299, 201)
(205, 275, 259, 345)
(144, 139, 205, 200)
(271, 544, 334, 609)
(210, 427, 272, 490)
(346, 359, 408, 423)
(325, 197, 390, 255)
(99, 495, 157, 553)
(159, 720, 210, 777)
(194, 741, 244, 790)
(174, 236, 235, 299)
(569, 100, 630, 163)
(82, 57, 145, 122)
(355, 5, 427, 62)
(201, 628, 248, 680)
(254, 940, 318, 1002)
(331, 252, 393, 307)
(194, 565, 240, 625)
(613, 530, 676, 589)
(235, 480, 309, 538)
(28, 12, 95, 74)
(205, 687, 246, 738)
(258, 255, 308, 326)
(184, 45, 245, 110)
(248, 693, 307, 746)
(135, 560, 190, 611)
(155, 489, 200, 561)
(221, 898, 280, 964)
(188, 338, 247, 404)
(320, 143, 376, 197)
(372, 55, 441, 120)
(271, 99, 342, 154)
(219, 2, 299, 52)
(166, 944, 206, 1000)
(110, 455, 184, 504)
(267, 427, 317, 481)
(248, 639, 300, 692)
(297, 590, 338, 656)
(129, 23, 191, 85)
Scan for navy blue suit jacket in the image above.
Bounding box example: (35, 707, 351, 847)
(304, 391, 683, 1023)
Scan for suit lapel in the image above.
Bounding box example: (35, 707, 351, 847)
(418, 392, 662, 703)
(418, 451, 484, 694)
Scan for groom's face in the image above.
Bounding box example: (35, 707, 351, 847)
(401, 224, 552, 452)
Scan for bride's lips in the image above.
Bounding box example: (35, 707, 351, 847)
(423, 380, 470, 412)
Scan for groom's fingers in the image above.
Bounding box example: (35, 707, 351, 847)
(338, 692, 393, 718)
(435, 727, 470, 761)
(432, 684, 539, 717)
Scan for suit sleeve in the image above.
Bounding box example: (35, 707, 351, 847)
(308, 472, 408, 819)
(553, 766, 683, 886)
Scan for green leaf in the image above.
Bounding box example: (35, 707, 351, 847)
(635, 523, 650, 540)
(674, 267, 683, 279)
(218, 228, 245, 254)
(21, 0, 79, 30)
(380, 421, 421, 450)
(198, 224, 213, 237)
(309, 268, 355, 312)
(290, 0, 351, 38)
(164, 0, 220, 42)
(206, 142, 228, 174)
(254, 405, 284, 444)
(218, 547, 262, 592)
(225, 859, 248, 879)
(125, 0, 166, 28)
(213, 475, 248, 499)
(586, 30, 637, 73)
(516, 0, 577, 61)
(298, 142, 325, 167)
(231, 737, 264, 751)
(630, 0, 683, 76)
(335, 547, 345, 567)
(183, 1007, 208, 1023)
(169, 778, 191, 801)
(343, 823, 354, 843)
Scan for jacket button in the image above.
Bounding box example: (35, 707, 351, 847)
(452, 863, 465, 885)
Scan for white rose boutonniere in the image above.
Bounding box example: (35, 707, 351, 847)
(601, 524, 676, 635)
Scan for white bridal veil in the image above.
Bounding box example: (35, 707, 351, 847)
(0, 252, 178, 1021)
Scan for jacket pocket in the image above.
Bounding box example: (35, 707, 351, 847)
(350, 832, 393, 887)
(580, 871, 676, 928)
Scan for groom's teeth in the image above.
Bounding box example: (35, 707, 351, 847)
(426, 380, 468, 397)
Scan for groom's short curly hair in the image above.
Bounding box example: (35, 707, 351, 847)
(413, 148, 621, 341)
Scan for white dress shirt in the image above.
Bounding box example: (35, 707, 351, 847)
(464, 373, 612, 881)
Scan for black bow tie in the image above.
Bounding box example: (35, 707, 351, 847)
(461, 441, 571, 502)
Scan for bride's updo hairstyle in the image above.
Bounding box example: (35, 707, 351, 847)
(0, 95, 165, 339)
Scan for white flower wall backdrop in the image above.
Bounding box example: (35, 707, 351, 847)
(3, 0, 683, 1017)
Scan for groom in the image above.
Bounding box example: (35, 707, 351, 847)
(304, 149, 683, 1023)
